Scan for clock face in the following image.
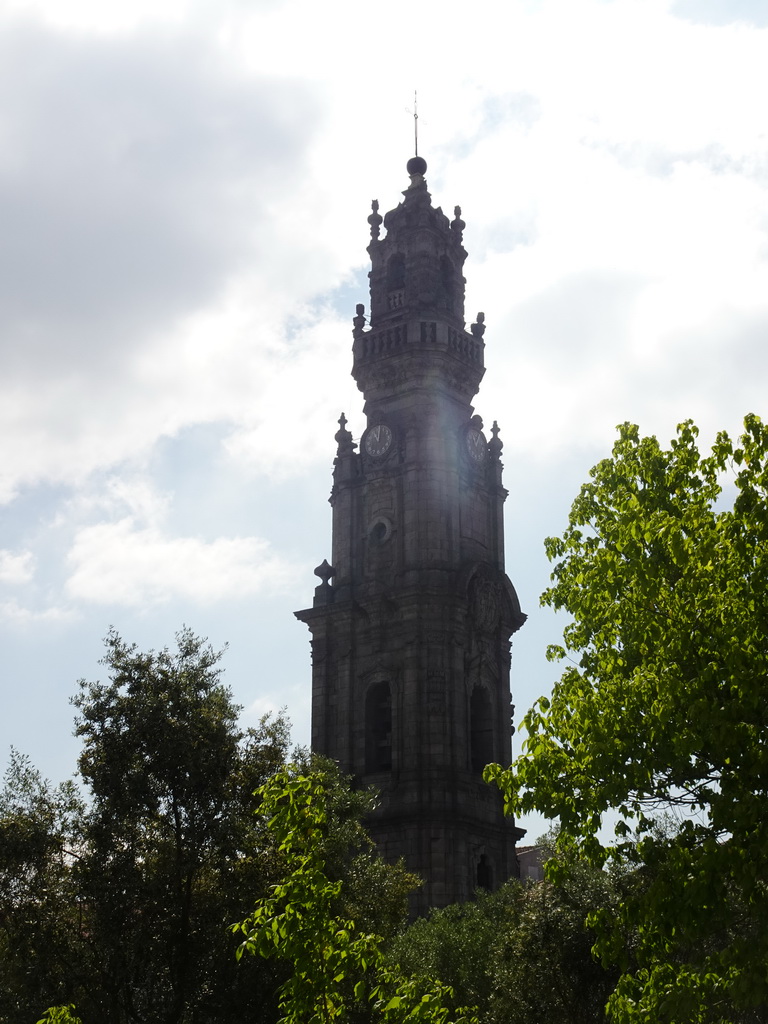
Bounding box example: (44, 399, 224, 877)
(365, 424, 393, 457)
(465, 428, 487, 463)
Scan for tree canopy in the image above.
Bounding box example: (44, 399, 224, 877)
(487, 415, 768, 1022)
(234, 766, 475, 1024)
(1, 628, 424, 1024)
(390, 836, 623, 1024)
(0, 751, 85, 1024)
(69, 627, 291, 1024)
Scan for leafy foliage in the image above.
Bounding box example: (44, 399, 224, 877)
(234, 767, 477, 1024)
(36, 1007, 83, 1024)
(486, 416, 768, 1022)
(0, 630, 292, 1023)
(0, 751, 85, 1023)
(388, 885, 519, 1014)
(291, 752, 419, 943)
(490, 857, 624, 1024)
(71, 627, 291, 1023)
(1, 629, 423, 1023)
(390, 841, 623, 1024)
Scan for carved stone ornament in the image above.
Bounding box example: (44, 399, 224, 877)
(334, 413, 356, 456)
(360, 359, 429, 394)
(445, 365, 483, 400)
(368, 199, 383, 240)
(470, 312, 486, 338)
(471, 576, 500, 631)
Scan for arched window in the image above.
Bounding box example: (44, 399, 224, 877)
(470, 686, 493, 774)
(365, 682, 392, 773)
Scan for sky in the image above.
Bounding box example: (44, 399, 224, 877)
(1, 0, 767, 841)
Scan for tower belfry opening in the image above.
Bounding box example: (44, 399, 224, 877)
(295, 157, 526, 913)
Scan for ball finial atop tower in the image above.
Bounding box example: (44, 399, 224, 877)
(406, 155, 427, 176)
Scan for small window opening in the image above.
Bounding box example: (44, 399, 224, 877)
(370, 521, 388, 544)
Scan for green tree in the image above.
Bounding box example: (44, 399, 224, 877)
(489, 854, 625, 1024)
(234, 766, 477, 1024)
(0, 751, 85, 1023)
(71, 627, 290, 1024)
(388, 885, 519, 1016)
(487, 415, 768, 1023)
(390, 837, 623, 1024)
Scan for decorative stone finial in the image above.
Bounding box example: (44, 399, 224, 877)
(353, 303, 366, 339)
(451, 205, 465, 240)
(368, 199, 382, 240)
(470, 312, 486, 339)
(405, 155, 428, 193)
(312, 558, 336, 606)
(335, 412, 356, 457)
(489, 420, 503, 460)
(407, 155, 427, 177)
(314, 559, 336, 585)
(336, 411, 350, 440)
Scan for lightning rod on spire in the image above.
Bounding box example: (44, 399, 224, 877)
(413, 90, 419, 156)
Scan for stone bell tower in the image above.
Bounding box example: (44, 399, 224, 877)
(295, 157, 526, 913)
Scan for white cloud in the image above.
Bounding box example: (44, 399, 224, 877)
(0, 549, 35, 584)
(0, 18, 324, 501)
(3, 0, 192, 34)
(671, 0, 768, 29)
(57, 474, 171, 526)
(0, 597, 73, 624)
(220, 306, 364, 479)
(65, 517, 300, 607)
(243, 694, 286, 724)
